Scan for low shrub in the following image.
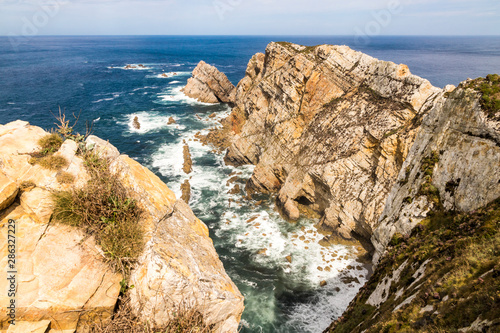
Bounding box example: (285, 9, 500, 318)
(87, 295, 212, 333)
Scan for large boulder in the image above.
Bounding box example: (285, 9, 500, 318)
(183, 61, 236, 104)
(0, 121, 121, 332)
(0, 122, 244, 332)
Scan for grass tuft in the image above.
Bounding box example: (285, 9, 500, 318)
(34, 155, 69, 170)
(38, 132, 63, 155)
(56, 171, 75, 184)
(52, 151, 144, 275)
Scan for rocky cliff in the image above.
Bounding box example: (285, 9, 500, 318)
(183, 61, 236, 104)
(203, 41, 442, 247)
(187, 43, 499, 331)
(325, 79, 500, 332)
(0, 121, 243, 332)
(371, 80, 500, 263)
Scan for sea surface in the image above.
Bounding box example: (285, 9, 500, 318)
(1, 36, 499, 333)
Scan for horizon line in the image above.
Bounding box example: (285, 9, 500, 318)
(1, 34, 500, 38)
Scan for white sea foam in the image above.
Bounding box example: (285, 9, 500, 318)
(146, 72, 191, 79)
(121, 111, 185, 135)
(93, 97, 114, 103)
(169, 80, 181, 84)
(132, 86, 158, 92)
(157, 86, 216, 106)
(149, 105, 367, 332)
(109, 64, 153, 70)
(93, 117, 101, 122)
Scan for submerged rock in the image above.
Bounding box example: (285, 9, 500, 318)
(183, 61, 236, 104)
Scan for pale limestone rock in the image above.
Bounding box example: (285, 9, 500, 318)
(0, 204, 121, 332)
(0, 122, 121, 331)
(129, 200, 244, 333)
(0, 172, 18, 211)
(366, 260, 408, 307)
(372, 85, 500, 263)
(183, 61, 236, 104)
(6, 320, 51, 332)
(0, 121, 243, 332)
(219, 42, 441, 245)
(87, 137, 244, 332)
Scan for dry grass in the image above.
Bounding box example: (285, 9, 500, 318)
(28, 132, 69, 170)
(19, 180, 36, 191)
(57, 171, 75, 184)
(38, 132, 63, 155)
(52, 151, 144, 275)
(87, 296, 213, 333)
(33, 155, 69, 170)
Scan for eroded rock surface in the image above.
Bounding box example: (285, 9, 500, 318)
(183, 61, 236, 104)
(371, 83, 500, 263)
(213, 42, 442, 245)
(0, 121, 243, 332)
(0, 121, 121, 332)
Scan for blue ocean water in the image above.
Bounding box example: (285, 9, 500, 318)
(1, 36, 499, 333)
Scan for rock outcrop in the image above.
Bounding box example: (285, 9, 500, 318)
(324, 78, 500, 332)
(371, 82, 500, 263)
(210, 42, 442, 246)
(0, 122, 121, 332)
(183, 61, 236, 104)
(0, 121, 243, 332)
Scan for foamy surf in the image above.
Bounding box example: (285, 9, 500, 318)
(157, 86, 216, 106)
(149, 106, 368, 333)
(121, 112, 185, 135)
(109, 64, 153, 70)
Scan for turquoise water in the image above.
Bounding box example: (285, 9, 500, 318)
(1, 36, 499, 332)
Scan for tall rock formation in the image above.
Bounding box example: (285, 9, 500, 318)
(183, 61, 236, 104)
(208, 42, 442, 246)
(371, 81, 500, 263)
(326, 80, 500, 333)
(0, 121, 243, 332)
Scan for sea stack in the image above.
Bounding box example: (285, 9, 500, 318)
(183, 61, 236, 104)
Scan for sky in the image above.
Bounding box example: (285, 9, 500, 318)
(0, 0, 499, 36)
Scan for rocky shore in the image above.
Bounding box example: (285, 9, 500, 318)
(183, 42, 500, 331)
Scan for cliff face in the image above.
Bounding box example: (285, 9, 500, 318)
(0, 121, 243, 332)
(217, 42, 442, 245)
(326, 81, 500, 332)
(371, 83, 500, 263)
(183, 61, 236, 104)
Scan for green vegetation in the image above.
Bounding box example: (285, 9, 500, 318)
(28, 132, 70, 170)
(329, 197, 500, 333)
(463, 74, 500, 119)
(38, 132, 63, 155)
(52, 151, 144, 275)
(417, 151, 442, 208)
